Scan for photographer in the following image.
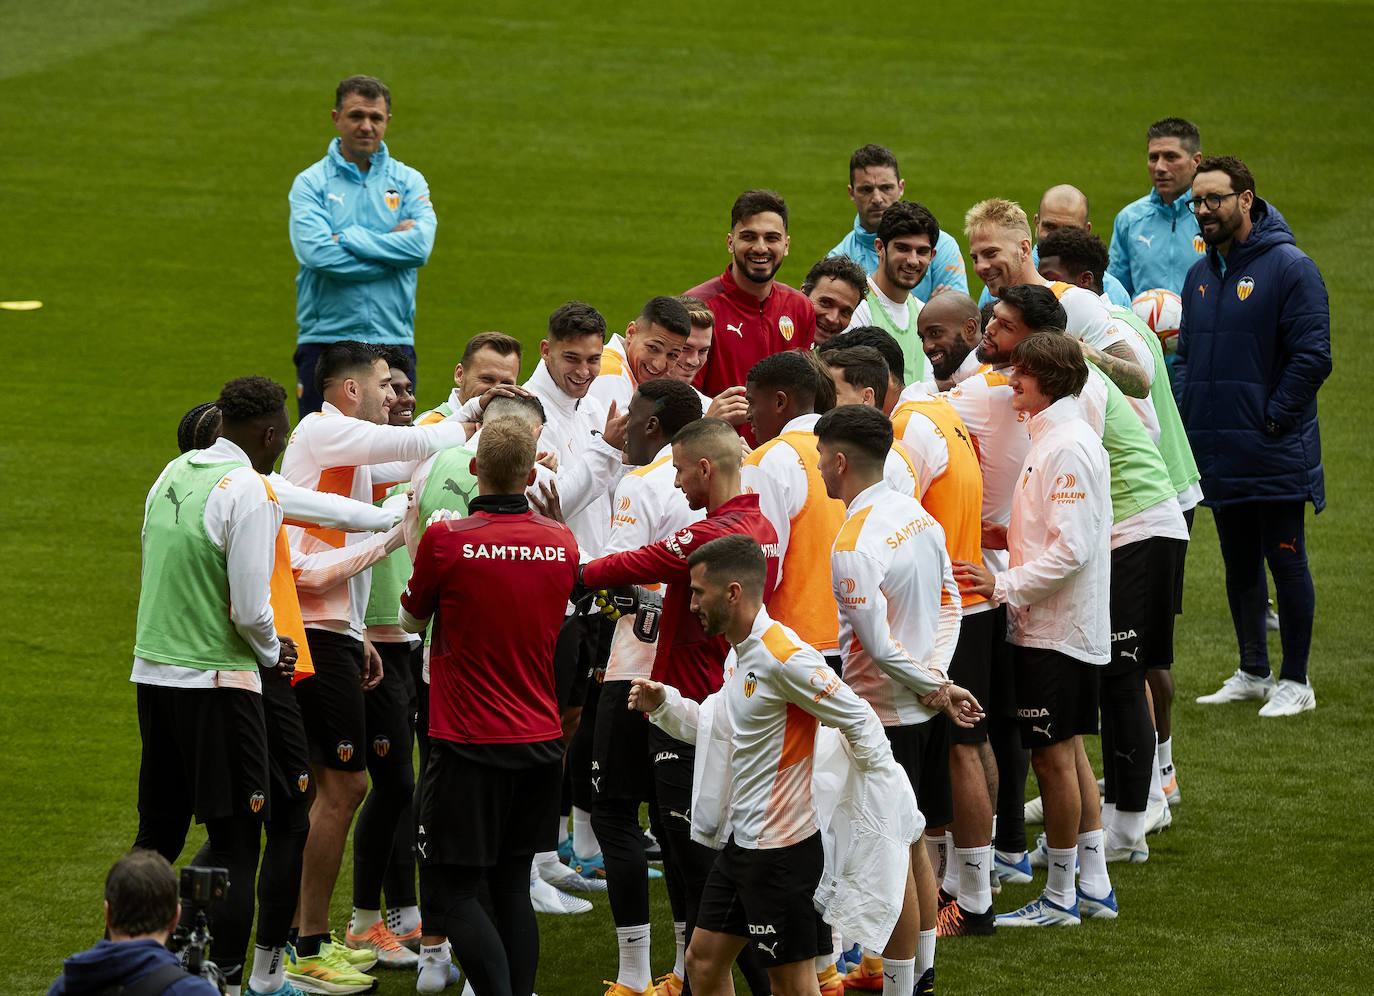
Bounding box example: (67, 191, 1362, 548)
(49, 850, 219, 995)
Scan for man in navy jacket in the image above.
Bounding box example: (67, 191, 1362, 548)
(1175, 156, 1330, 718)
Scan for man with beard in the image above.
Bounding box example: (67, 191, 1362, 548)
(1179, 156, 1330, 718)
(916, 292, 982, 391)
(842, 201, 943, 386)
(687, 190, 817, 445)
(802, 256, 868, 347)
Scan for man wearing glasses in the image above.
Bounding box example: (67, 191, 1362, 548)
(1175, 156, 1331, 719)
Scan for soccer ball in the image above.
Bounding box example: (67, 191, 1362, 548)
(1131, 288, 1183, 355)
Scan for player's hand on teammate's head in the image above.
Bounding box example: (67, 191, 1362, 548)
(476, 383, 532, 411)
(706, 386, 749, 426)
(628, 678, 666, 713)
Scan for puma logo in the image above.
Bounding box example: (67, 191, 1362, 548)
(1119, 647, 1139, 662)
(1085, 845, 1100, 853)
(1137, 234, 1155, 248)
(327, 192, 345, 205)
(591, 776, 601, 792)
(884, 973, 898, 983)
(964, 860, 982, 870)
(1114, 749, 1136, 764)
(1278, 537, 1297, 553)
(727, 323, 744, 336)
(1032, 723, 1053, 739)
(164, 486, 190, 524)
(1053, 861, 1070, 871)
(669, 809, 691, 824)
(757, 941, 778, 956)
(443, 477, 475, 504)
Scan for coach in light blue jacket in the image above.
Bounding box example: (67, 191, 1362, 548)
(289, 75, 437, 416)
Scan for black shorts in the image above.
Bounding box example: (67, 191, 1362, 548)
(261, 670, 312, 811)
(697, 833, 830, 966)
(946, 609, 1003, 744)
(1013, 647, 1100, 748)
(886, 719, 953, 827)
(1177, 507, 1196, 614)
(648, 726, 695, 837)
(295, 630, 367, 771)
(416, 739, 563, 866)
(136, 683, 271, 824)
(593, 680, 653, 803)
(366, 641, 418, 768)
(554, 615, 614, 710)
(1109, 538, 1187, 676)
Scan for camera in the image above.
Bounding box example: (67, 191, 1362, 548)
(168, 866, 229, 994)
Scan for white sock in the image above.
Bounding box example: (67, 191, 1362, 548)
(1100, 801, 1118, 835)
(916, 928, 936, 976)
(673, 921, 686, 978)
(386, 904, 421, 935)
(1045, 846, 1076, 908)
(1077, 829, 1111, 899)
(815, 954, 833, 973)
(417, 941, 452, 995)
(557, 814, 571, 845)
(616, 924, 651, 990)
(1147, 733, 1166, 806)
(1158, 737, 1174, 778)
(955, 845, 993, 915)
(348, 907, 381, 933)
(1115, 807, 1147, 843)
(225, 986, 241, 996)
(940, 831, 958, 896)
(882, 957, 914, 996)
(534, 849, 561, 872)
(924, 834, 946, 886)
(573, 806, 602, 858)
(249, 945, 284, 993)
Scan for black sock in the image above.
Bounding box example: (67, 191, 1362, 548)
(296, 932, 330, 957)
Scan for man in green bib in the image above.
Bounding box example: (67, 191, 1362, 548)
(841, 200, 942, 387)
(131, 375, 298, 993)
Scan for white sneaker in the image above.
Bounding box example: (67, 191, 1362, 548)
(537, 860, 608, 893)
(1023, 795, 1044, 824)
(1196, 669, 1275, 704)
(1257, 679, 1316, 717)
(1103, 827, 1149, 864)
(1144, 797, 1172, 835)
(529, 875, 592, 914)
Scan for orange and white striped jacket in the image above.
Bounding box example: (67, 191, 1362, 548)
(648, 608, 893, 850)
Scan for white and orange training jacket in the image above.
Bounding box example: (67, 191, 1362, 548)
(648, 608, 893, 850)
(831, 482, 962, 727)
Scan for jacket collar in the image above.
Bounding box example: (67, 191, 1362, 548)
(524, 358, 583, 419)
(846, 480, 889, 516)
(851, 213, 875, 239)
(1150, 185, 1192, 218)
(326, 138, 390, 181)
(1028, 394, 1084, 440)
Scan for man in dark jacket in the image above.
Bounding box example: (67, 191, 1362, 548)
(50, 850, 219, 995)
(1175, 155, 1331, 718)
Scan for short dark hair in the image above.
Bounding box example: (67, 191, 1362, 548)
(177, 402, 222, 453)
(1196, 155, 1256, 195)
(218, 376, 288, 425)
(461, 331, 522, 366)
(814, 404, 893, 468)
(802, 255, 867, 296)
(1010, 332, 1089, 401)
(483, 393, 545, 426)
(876, 201, 940, 248)
(849, 143, 900, 181)
(1037, 228, 1111, 293)
(335, 75, 391, 112)
(548, 301, 607, 343)
(315, 340, 383, 397)
(819, 326, 905, 389)
(106, 850, 178, 938)
(746, 351, 817, 409)
(377, 345, 413, 378)
(671, 417, 741, 469)
(638, 296, 692, 339)
(979, 300, 996, 334)
(687, 534, 767, 597)
(998, 284, 1068, 335)
(801, 350, 837, 414)
(1147, 117, 1200, 154)
(731, 189, 789, 230)
(637, 378, 703, 439)
(822, 345, 889, 409)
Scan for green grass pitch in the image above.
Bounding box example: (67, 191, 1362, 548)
(4, 1, 1373, 993)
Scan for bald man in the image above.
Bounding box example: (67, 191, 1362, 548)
(977, 185, 1132, 309)
(916, 292, 982, 391)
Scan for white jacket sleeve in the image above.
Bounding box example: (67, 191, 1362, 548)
(553, 433, 625, 520)
(996, 446, 1107, 609)
(647, 684, 701, 745)
(221, 473, 283, 667)
(292, 526, 405, 594)
(931, 552, 963, 676)
(774, 650, 894, 772)
(741, 446, 800, 582)
(305, 412, 469, 470)
(271, 474, 399, 532)
(831, 547, 947, 696)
